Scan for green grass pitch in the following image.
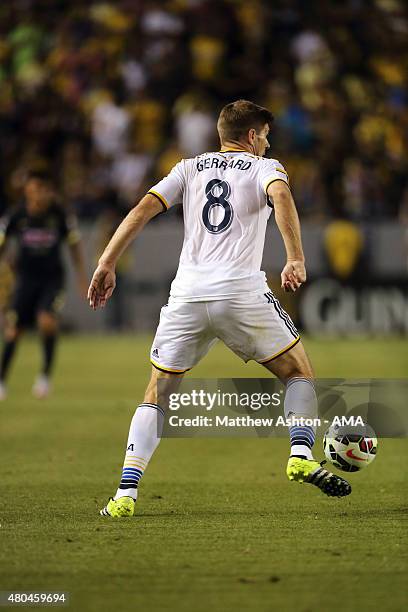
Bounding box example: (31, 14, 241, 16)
(0, 336, 407, 612)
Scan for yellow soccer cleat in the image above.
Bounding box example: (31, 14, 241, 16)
(100, 496, 135, 517)
(287, 457, 351, 497)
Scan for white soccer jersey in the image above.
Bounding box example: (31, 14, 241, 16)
(148, 150, 289, 301)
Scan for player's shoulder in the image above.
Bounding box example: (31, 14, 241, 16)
(171, 155, 206, 175)
(167, 157, 190, 174)
(261, 157, 287, 171)
(260, 157, 289, 183)
(0, 206, 25, 241)
(179, 154, 205, 166)
(1, 205, 24, 223)
(11, 203, 25, 216)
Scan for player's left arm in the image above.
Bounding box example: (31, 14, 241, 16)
(267, 180, 306, 292)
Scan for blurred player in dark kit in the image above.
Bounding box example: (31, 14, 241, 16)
(0, 170, 88, 399)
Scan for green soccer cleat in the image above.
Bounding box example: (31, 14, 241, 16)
(100, 496, 135, 517)
(287, 457, 351, 497)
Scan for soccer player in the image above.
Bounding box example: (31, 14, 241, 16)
(88, 100, 351, 517)
(0, 170, 88, 399)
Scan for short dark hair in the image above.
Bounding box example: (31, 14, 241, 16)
(217, 99, 274, 142)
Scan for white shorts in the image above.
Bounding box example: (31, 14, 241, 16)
(150, 288, 300, 374)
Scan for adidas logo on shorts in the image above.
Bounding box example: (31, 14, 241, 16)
(152, 348, 159, 357)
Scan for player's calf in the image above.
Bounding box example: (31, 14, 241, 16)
(99, 401, 165, 517)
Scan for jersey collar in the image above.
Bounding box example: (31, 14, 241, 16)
(218, 148, 260, 159)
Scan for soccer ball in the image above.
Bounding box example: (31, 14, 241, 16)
(323, 425, 377, 472)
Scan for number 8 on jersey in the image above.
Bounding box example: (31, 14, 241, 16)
(202, 179, 233, 234)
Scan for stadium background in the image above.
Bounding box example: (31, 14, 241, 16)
(0, 2, 407, 612)
(0, 0, 407, 334)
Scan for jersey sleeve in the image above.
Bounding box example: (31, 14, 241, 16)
(147, 161, 185, 211)
(259, 159, 290, 194)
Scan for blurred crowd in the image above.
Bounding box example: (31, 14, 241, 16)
(0, 0, 407, 222)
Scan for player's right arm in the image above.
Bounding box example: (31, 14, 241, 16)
(267, 180, 306, 293)
(89, 160, 185, 310)
(88, 194, 164, 309)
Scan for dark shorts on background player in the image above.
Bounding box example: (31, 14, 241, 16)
(7, 275, 65, 328)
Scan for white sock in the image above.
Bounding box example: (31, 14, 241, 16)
(114, 403, 165, 500)
(284, 378, 317, 461)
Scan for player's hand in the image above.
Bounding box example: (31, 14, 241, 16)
(87, 263, 116, 309)
(281, 259, 306, 292)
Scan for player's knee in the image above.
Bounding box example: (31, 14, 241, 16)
(264, 347, 314, 383)
(144, 367, 183, 407)
(37, 312, 58, 335)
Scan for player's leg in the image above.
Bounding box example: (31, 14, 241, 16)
(262, 340, 316, 460)
(34, 311, 58, 398)
(211, 295, 318, 459)
(101, 368, 183, 517)
(212, 292, 351, 497)
(100, 300, 216, 517)
(115, 367, 182, 501)
(209, 294, 318, 459)
(0, 277, 33, 399)
(34, 280, 64, 398)
(262, 341, 351, 497)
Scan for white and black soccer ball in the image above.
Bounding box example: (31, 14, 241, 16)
(323, 424, 378, 472)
